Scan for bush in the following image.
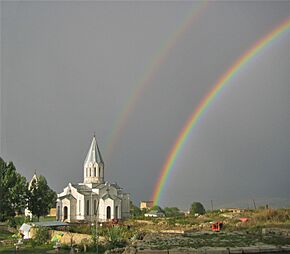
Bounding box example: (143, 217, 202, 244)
(190, 202, 206, 215)
(34, 226, 49, 244)
(69, 224, 91, 234)
(167, 218, 176, 226)
(254, 209, 290, 223)
(8, 216, 25, 228)
(104, 226, 128, 250)
(29, 239, 37, 248)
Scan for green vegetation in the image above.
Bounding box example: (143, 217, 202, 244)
(0, 230, 13, 241)
(27, 175, 57, 221)
(0, 158, 27, 221)
(0, 243, 106, 253)
(190, 202, 206, 215)
(34, 226, 49, 245)
(0, 157, 57, 224)
(130, 201, 142, 218)
(164, 207, 181, 217)
(104, 226, 128, 249)
(0, 208, 289, 252)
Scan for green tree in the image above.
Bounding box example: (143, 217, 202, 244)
(27, 175, 57, 221)
(150, 205, 164, 212)
(164, 207, 180, 217)
(130, 201, 142, 217)
(0, 158, 28, 221)
(190, 202, 206, 215)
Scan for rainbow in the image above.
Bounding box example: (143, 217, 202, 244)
(104, 1, 209, 159)
(152, 16, 290, 206)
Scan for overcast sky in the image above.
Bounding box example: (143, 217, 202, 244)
(1, 1, 289, 209)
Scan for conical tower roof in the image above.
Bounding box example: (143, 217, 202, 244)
(84, 135, 104, 167)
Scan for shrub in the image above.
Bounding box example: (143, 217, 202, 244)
(254, 209, 290, 223)
(69, 224, 91, 234)
(104, 226, 128, 250)
(8, 216, 25, 228)
(34, 226, 49, 244)
(190, 202, 206, 215)
(167, 218, 176, 226)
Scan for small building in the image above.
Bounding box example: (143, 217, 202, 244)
(19, 221, 68, 240)
(219, 208, 245, 213)
(144, 210, 165, 218)
(140, 201, 154, 210)
(49, 208, 56, 217)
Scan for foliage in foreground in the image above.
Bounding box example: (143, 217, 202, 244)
(27, 175, 57, 221)
(34, 226, 49, 245)
(0, 158, 28, 221)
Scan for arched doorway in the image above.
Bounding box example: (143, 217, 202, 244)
(63, 206, 68, 221)
(106, 206, 111, 220)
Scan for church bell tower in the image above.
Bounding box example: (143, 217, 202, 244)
(83, 135, 104, 184)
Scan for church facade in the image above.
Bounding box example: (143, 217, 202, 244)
(56, 136, 130, 222)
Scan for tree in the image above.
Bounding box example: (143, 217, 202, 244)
(27, 175, 57, 221)
(190, 202, 206, 215)
(150, 205, 164, 212)
(164, 207, 180, 217)
(130, 201, 142, 217)
(0, 157, 28, 221)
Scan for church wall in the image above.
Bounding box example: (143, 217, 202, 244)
(115, 199, 122, 219)
(99, 198, 115, 221)
(121, 193, 130, 219)
(70, 198, 77, 221)
(83, 195, 99, 221)
(76, 196, 85, 220)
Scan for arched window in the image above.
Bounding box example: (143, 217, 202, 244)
(94, 200, 97, 215)
(79, 200, 81, 215)
(94, 167, 96, 177)
(106, 206, 111, 220)
(86, 200, 90, 216)
(115, 206, 118, 219)
(63, 206, 68, 221)
(99, 168, 101, 178)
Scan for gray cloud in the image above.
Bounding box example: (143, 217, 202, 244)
(1, 1, 289, 209)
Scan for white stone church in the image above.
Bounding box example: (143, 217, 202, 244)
(56, 136, 130, 222)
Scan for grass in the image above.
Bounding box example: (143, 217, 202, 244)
(38, 216, 56, 222)
(141, 231, 290, 250)
(0, 245, 104, 253)
(0, 245, 55, 253)
(1, 209, 290, 252)
(0, 231, 13, 241)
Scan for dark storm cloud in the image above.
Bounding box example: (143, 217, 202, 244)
(1, 1, 289, 209)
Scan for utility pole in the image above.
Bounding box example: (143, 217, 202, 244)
(252, 199, 256, 210)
